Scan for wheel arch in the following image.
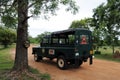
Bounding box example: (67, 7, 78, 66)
(56, 52, 66, 58)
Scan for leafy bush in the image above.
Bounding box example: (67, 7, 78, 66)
(0, 27, 16, 48)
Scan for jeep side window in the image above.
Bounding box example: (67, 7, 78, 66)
(42, 38, 48, 43)
(59, 38, 66, 44)
(68, 35, 75, 44)
(52, 38, 58, 44)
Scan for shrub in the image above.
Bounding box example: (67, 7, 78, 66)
(0, 27, 16, 48)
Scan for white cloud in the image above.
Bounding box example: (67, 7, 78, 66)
(28, 0, 107, 37)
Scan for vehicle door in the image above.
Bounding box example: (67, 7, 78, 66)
(75, 30, 92, 58)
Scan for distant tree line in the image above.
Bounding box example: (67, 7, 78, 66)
(29, 32, 51, 44)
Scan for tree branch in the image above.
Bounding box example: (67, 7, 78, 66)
(22, 15, 33, 24)
(28, 15, 33, 19)
(12, 0, 18, 7)
(28, 3, 36, 9)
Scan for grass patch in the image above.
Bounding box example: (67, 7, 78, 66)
(29, 67, 51, 80)
(94, 46, 120, 62)
(0, 45, 14, 70)
(0, 45, 51, 80)
(0, 45, 14, 80)
(95, 54, 120, 62)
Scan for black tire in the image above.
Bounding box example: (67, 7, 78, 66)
(74, 60, 83, 68)
(57, 56, 68, 70)
(34, 54, 42, 62)
(79, 60, 83, 66)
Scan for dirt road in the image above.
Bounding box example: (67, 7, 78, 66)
(11, 45, 120, 80)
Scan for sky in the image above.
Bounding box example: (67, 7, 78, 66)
(28, 0, 107, 37)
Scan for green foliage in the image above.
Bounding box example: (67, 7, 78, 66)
(0, 0, 17, 28)
(69, 18, 93, 29)
(29, 36, 38, 44)
(92, 0, 120, 44)
(119, 40, 120, 46)
(29, 67, 40, 74)
(0, 27, 16, 48)
(29, 32, 51, 44)
(0, 0, 79, 26)
(36, 32, 51, 43)
(41, 73, 51, 80)
(30, 0, 79, 17)
(1, 14, 17, 28)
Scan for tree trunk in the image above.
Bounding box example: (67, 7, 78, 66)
(12, 0, 29, 71)
(112, 45, 115, 54)
(112, 40, 115, 54)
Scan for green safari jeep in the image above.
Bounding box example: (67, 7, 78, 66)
(32, 28, 93, 70)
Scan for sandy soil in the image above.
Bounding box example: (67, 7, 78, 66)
(11, 45, 120, 80)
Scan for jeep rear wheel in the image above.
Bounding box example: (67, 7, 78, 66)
(57, 56, 68, 70)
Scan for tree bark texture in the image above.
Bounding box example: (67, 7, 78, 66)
(13, 0, 29, 71)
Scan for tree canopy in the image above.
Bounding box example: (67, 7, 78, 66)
(92, 0, 120, 53)
(0, 0, 79, 24)
(69, 18, 93, 30)
(93, 0, 120, 41)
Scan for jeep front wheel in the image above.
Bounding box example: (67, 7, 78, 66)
(57, 56, 68, 70)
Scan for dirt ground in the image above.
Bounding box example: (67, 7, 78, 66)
(11, 45, 120, 80)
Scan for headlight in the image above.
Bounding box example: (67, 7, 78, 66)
(75, 53, 79, 56)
